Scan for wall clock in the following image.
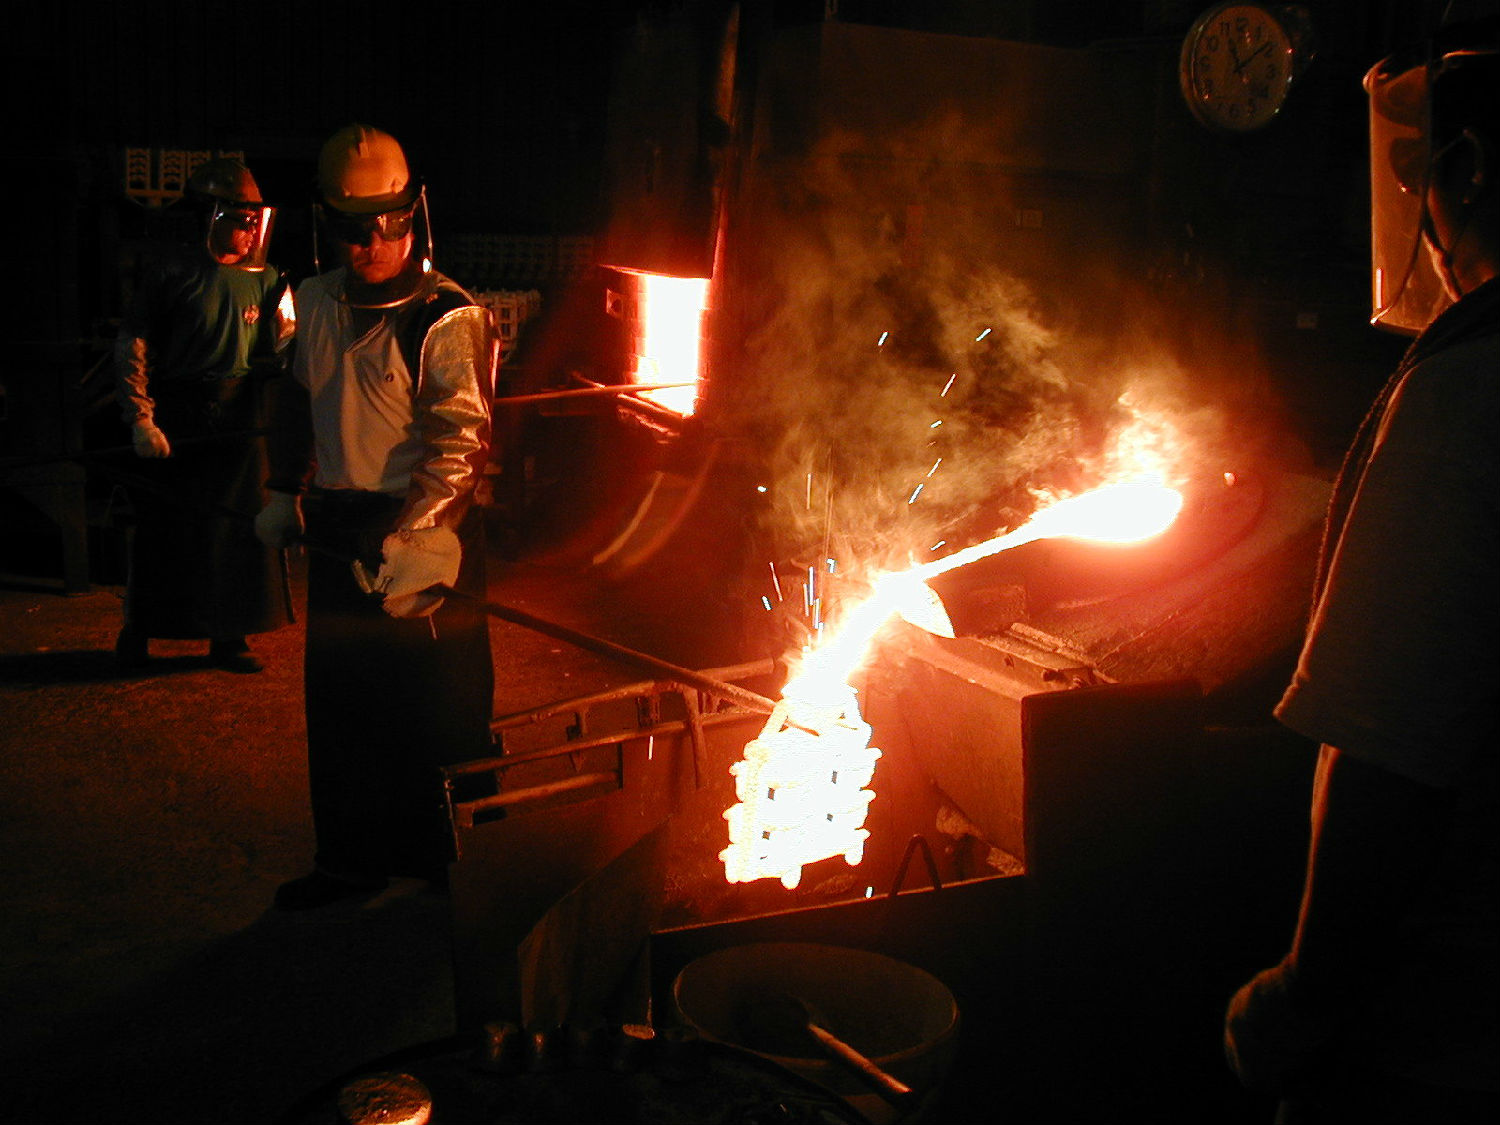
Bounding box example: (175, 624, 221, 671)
(1179, 3, 1314, 132)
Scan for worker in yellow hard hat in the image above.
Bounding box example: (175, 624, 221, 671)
(256, 124, 498, 909)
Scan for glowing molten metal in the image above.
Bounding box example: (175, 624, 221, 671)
(912, 478, 1185, 583)
(631, 273, 708, 416)
(720, 478, 1185, 889)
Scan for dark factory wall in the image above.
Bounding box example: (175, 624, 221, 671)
(4, 0, 1453, 342)
(12, 1, 625, 230)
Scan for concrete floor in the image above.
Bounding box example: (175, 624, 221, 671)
(0, 549, 720, 1124)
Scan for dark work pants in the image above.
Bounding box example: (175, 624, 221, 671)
(124, 376, 288, 639)
(302, 491, 494, 881)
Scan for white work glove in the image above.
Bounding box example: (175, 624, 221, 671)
(254, 491, 304, 549)
(353, 526, 462, 619)
(131, 420, 171, 458)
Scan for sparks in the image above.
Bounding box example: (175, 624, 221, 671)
(975, 327, 992, 341)
(940, 373, 956, 396)
(908, 484, 924, 504)
(926, 458, 942, 477)
(769, 562, 783, 601)
(877, 331, 889, 346)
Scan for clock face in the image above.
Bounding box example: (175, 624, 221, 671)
(1181, 4, 1296, 131)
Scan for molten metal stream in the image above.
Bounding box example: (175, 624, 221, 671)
(721, 478, 1185, 890)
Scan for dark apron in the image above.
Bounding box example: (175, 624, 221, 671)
(301, 490, 494, 880)
(123, 374, 290, 639)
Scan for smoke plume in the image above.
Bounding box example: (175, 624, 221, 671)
(712, 120, 1289, 589)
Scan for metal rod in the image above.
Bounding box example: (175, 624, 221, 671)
(889, 834, 944, 897)
(490, 659, 778, 732)
(456, 709, 764, 778)
(436, 584, 779, 716)
(494, 382, 694, 406)
(467, 771, 620, 813)
(298, 531, 785, 722)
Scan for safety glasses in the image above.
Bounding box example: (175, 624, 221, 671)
(321, 203, 417, 245)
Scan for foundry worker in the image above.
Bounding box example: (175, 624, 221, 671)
(112, 157, 292, 673)
(255, 124, 497, 910)
(1224, 20, 1499, 1123)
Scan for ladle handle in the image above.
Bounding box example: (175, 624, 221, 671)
(805, 1021, 921, 1111)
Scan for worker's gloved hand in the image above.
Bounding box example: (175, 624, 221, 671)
(131, 420, 171, 458)
(1224, 961, 1340, 1097)
(353, 525, 461, 618)
(254, 491, 304, 549)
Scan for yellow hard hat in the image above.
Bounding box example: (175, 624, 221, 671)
(317, 124, 417, 215)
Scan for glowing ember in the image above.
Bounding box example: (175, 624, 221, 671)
(721, 476, 1185, 889)
(631, 273, 708, 415)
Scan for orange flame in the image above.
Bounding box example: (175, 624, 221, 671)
(632, 273, 709, 415)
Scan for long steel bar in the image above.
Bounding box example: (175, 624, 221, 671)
(494, 382, 694, 406)
(436, 584, 779, 716)
(305, 533, 784, 720)
(453, 708, 762, 776)
(491, 659, 777, 732)
(459, 771, 620, 818)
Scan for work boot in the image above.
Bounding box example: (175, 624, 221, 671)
(208, 637, 264, 674)
(115, 628, 149, 671)
(273, 870, 387, 911)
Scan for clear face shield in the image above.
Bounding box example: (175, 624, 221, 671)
(206, 202, 276, 271)
(1365, 53, 1449, 334)
(1366, 42, 1500, 333)
(312, 187, 435, 309)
